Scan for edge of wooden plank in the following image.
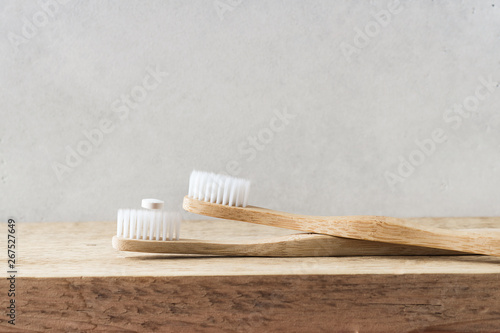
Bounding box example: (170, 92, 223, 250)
(1, 274, 500, 332)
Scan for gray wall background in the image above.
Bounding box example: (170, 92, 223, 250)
(1, 0, 499, 222)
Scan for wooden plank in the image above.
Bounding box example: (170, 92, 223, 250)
(0, 274, 498, 332)
(1, 219, 500, 331)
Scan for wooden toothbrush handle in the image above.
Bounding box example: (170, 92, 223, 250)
(246, 211, 500, 256)
(183, 196, 500, 256)
(313, 216, 500, 256)
(112, 234, 468, 257)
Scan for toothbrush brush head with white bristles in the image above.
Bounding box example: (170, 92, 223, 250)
(116, 206, 181, 241)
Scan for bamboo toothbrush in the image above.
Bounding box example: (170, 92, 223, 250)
(182, 170, 500, 257)
(112, 199, 466, 256)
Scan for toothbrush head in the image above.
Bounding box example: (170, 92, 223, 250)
(188, 170, 251, 207)
(116, 209, 181, 241)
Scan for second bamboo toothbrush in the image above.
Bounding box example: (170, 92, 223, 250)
(183, 170, 500, 257)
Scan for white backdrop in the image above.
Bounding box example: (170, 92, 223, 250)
(1, 0, 499, 222)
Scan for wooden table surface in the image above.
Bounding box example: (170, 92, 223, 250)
(1, 218, 500, 332)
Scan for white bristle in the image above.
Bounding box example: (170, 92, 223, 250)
(162, 212, 168, 241)
(188, 170, 251, 207)
(117, 209, 123, 237)
(116, 209, 182, 241)
(123, 210, 130, 238)
(155, 211, 161, 240)
(142, 211, 148, 240)
(148, 211, 154, 240)
(136, 211, 142, 240)
(130, 209, 136, 240)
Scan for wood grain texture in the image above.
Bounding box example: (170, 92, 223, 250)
(2, 275, 500, 332)
(183, 196, 500, 256)
(1, 220, 500, 332)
